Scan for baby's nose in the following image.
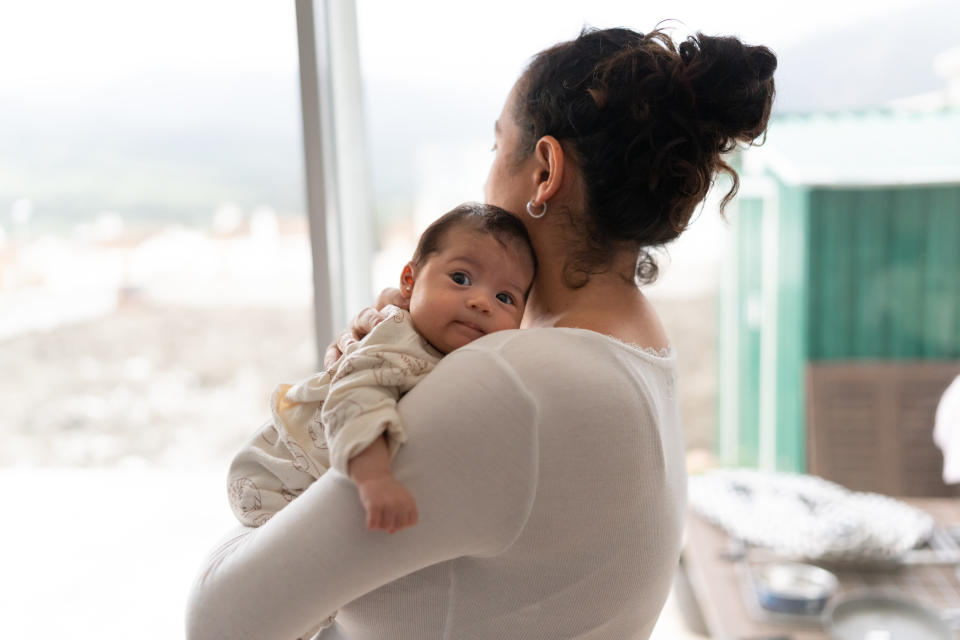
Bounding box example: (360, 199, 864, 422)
(468, 292, 492, 313)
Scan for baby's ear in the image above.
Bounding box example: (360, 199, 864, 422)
(399, 262, 417, 301)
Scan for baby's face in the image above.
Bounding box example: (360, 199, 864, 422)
(406, 227, 534, 354)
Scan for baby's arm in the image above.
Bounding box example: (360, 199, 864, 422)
(322, 311, 438, 531)
(348, 434, 419, 533)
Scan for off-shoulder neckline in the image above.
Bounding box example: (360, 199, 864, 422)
(517, 326, 676, 362)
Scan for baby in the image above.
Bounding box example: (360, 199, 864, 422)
(228, 202, 537, 535)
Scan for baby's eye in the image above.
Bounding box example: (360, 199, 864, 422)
(496, 292, 515, 305)
(450, 272, 471, 286)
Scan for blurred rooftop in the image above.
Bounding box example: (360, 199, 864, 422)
(746, 107, 960, 187)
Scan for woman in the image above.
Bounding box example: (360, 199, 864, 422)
(186, 26, 775, 640)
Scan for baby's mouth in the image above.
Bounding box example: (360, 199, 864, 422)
(456, 320, 485, 335)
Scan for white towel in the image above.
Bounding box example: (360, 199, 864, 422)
(933, 375, 960, 484)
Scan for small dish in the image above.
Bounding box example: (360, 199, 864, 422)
(756, 562, 838, 615)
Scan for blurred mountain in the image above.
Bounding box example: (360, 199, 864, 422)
(772, 0, 960, 112)
(0, 70, 306, 231)
(4, 3, 958, 232)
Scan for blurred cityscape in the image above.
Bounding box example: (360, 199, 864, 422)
(1, 5, 957, 639)
(2, 0, 958, 472)
(0, 206, 318, 467)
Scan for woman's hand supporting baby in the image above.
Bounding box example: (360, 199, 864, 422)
(347, 434, 419, 533)
(323, 288, 408, 369)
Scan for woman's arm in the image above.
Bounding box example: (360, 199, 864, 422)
(186, 347, 538, 640)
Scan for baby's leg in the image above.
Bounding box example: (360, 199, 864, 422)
(228, 418, 330, 527)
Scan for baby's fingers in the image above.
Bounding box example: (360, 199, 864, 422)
(336, 328, 359, 358)
(391, 503, 419, 534)
(391, 512, 409, 534)
(323, 341, 343, 370)
(378, 505, 399, 534)
(366, 504, 382, 531)
(323, 328, 357, 370)
(409, 502, 419, 527)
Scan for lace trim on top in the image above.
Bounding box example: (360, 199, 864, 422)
(531, 327, 675, 360)
(637, 344, 674, 358)
(589, 330, 674, 359)
(619, 341, 674, 359)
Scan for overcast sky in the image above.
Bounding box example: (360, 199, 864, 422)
(0, 0, 947, 92)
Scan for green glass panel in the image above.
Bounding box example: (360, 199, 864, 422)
(807, 186, 960, 360)
(853, 189, 889, 358)
(737, 198, 763, 466)
(889, 188, 928, 358)
(925, 187, 960, 358)
(836, 191, 858, 357)
(775, 185, 808, 472)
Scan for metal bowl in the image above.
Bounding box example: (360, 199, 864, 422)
(756, 562, 839, 615)
(824, 590, 954, 640)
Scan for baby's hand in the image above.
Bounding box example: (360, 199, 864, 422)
(356, 476, 419, 533)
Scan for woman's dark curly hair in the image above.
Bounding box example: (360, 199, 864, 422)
(513, 26, 776, 286)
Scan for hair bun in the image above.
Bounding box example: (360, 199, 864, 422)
(748, 44, 777, 83)
(678, 39, 697, 65)
(513, 26, 777, 286)
(681, 32, 777, 143)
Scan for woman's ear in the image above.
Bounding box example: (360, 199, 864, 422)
(532, 135, 565, 206)
(399, 262, 417, 300)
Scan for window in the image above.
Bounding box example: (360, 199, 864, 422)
(0, 3, 311, 637)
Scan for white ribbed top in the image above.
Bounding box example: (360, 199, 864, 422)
(187, 328, 687, 640)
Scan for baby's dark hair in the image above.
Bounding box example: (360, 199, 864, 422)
(514, 26, 776, 285)
(412, 203, 537, 297)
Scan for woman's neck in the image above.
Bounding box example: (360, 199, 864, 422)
(522, 270, 639, 328)
(520, 250, 671, 351)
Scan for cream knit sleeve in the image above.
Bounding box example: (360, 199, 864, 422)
(187, 346, 538, 640)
